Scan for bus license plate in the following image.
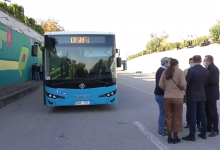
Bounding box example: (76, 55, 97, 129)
(75, 101, 90, 105)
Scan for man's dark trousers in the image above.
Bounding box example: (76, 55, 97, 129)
(205, 100, 219, 132)
(187, 101, 207, 137)
(186, 102, 201, 126)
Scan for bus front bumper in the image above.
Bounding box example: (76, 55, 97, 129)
(46, 96, 117, 107)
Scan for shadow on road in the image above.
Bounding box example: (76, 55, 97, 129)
(49, 104, 117, 114)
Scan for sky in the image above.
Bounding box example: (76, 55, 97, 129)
(4, 0, 220, 59)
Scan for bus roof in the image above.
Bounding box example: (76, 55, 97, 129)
(44, 31, 115, 36)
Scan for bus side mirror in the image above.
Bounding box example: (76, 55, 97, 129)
(31, 45, 38, 56)
(117, 57, 121, 67)
(116, 49, 119, 53)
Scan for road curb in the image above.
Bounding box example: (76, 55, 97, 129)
(0, 82, 43, 108)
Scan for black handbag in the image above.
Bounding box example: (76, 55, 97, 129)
(171, 78, 187, 103)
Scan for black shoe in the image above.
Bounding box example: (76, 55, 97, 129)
(167, 138, 173, 144)
(198, 133, 207, 139)
(184, 124, 189, 128)
(182, 135, 196, 141)
(158, 132, 168, 136)
(209, 132, 219, 137)
(173, 137, 181, 144)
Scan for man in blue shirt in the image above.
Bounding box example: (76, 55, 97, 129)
(154, 57, 170, 136)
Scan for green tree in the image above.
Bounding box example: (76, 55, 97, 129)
(0, 2, 9, 12)
(146, 32, 169, 53)
(209, 20, 220, 43)
(127, 19, 220, 61)
(0, 2, 44, 35)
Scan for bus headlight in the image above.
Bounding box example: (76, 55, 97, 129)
(46, 92, 65, 99)
(99, 90, 116, 97)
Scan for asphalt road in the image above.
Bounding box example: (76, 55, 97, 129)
(0, 72, 220, 150)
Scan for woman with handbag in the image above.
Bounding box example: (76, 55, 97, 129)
(159, 58, 187, 144)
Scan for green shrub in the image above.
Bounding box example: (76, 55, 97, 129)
(0, 2, 44, 35)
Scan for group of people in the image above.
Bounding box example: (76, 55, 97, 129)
(31, 63, 43, 81)
(154, 55, 219, 144)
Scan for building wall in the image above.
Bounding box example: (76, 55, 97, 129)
(127, 44, 220, 73)
(0, 9, 43, 86)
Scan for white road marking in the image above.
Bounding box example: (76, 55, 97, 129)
(142, 79, 156, 81)
(133, 77, 149, 78)
(119, 74, 137, 76)
(132, 76, 155, 78)
(119, 75, 156, 86)
(134, 121, 170, 150)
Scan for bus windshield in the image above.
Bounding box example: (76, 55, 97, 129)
(44, 35, 116, 88)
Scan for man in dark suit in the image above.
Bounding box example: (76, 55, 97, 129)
(184, 58, 201, 130)
(182, 55, 209, 141)
(203, 55, 219, 137)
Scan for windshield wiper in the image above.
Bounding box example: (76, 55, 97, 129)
(85, 78, 109, 85)
(51, 80, 74, 86)
(51, 78, 109, 86)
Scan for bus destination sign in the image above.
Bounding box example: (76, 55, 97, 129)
(71, 37, 89, 43)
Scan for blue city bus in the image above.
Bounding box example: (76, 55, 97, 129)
(32, 31, 121, 107)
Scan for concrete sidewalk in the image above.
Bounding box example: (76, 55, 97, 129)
(0, 80, 42, 108)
